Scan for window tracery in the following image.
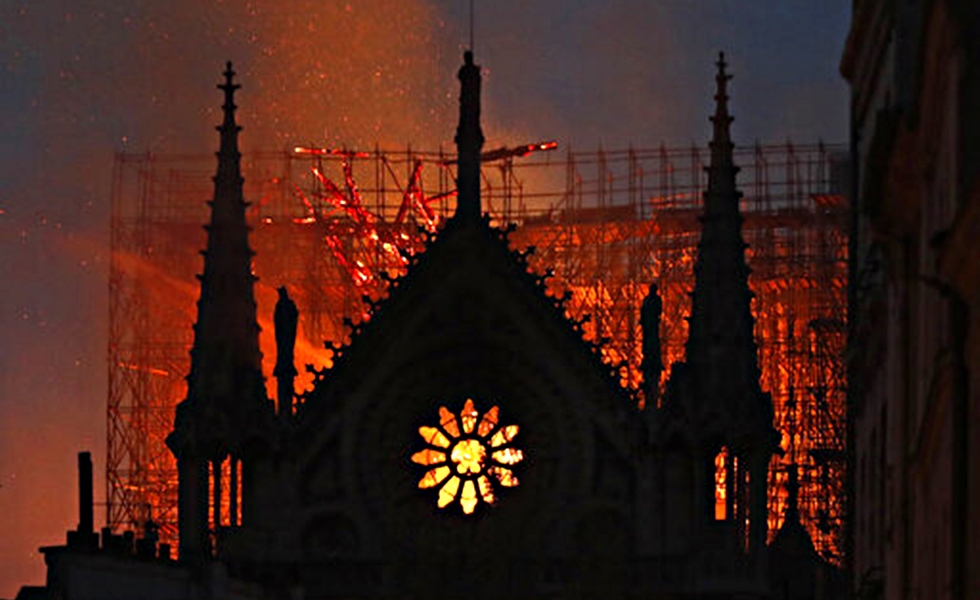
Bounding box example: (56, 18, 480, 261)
(411, 398, 523, 514)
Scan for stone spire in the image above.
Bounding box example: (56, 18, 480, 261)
(172, 61, 266, 456)
(454, 50, 485, 222)
(683, 52, 772, 435)
(167, 61, 268, 564)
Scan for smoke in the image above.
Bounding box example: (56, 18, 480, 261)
(450, 0, 849, 148)
(2, 1, 464, 153)
(0, 0, 849, 595)
(0, 1, 462, 594)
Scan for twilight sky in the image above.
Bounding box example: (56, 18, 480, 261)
(0, 1, 849, 595)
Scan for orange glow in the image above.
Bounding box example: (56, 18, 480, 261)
(117, 362, 170, 377)
(489, 425, 518, 448)
(477, 406, 499, 436)
(477, 475, 495, 505)
(450, 439, 486, 475)
(459, 480, 479, 514)
(488, 466, 519, 488)
(414, 400, 523, 514)
(110, 143, 845, 563)
(460, 398, 478, 434)
(512, 185, 847, 562)
(452, 140, 560, 164)
(419, 426, 451, 449)
(715, 447, 728, 521)
(419, 466, 451, 489)
(439, 406, 461, 437)
(437, 476, 460, 508)
(492, 448, 523, 465)
(410, 449, 445, 466)
(293, 146, 370, 159)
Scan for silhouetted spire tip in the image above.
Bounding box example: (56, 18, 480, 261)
(714, 52, 732, 92)
(710, 51, 734, 135)
(223, 61, 235, 83)
(219, 61, 241, 97)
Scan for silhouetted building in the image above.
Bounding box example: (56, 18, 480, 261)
(18, 52, 843, 600)
(842, 1, 980, 599)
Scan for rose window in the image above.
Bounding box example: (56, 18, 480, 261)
(411, 398, 524, 514)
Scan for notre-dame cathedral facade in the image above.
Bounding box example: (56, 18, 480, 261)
(23, 52, 841, 600)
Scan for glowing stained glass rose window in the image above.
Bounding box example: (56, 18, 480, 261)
(411, 398, 524, 514)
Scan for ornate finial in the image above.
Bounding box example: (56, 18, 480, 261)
(703, 51, 739, 218)
(220, 61, 239, 93)
(715, 52, 730, 88)
(218, 61, 241, 126)
(711, 51, 733, 146)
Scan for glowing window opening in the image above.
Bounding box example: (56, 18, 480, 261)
(715, 447, 728, 521)
(411, 398, 524, 514)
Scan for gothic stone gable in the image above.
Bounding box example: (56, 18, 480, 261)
(290, 217, 634, 579)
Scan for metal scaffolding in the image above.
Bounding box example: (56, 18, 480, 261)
(107, 141, 847, 563)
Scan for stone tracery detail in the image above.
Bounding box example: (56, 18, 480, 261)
(411, 399, 524, 514)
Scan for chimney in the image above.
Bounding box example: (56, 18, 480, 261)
(78, 452, 94, 535)
(67, 451, 98, 549)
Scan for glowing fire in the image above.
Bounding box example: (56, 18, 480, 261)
(412, 399, 523, 514)
(715, 447, 728, 521)
(109, 145, 846, 564)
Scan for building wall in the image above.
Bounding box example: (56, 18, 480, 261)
(32, 549, 263, 600)
(842, 1, 979, 599)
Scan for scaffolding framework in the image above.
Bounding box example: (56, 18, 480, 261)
(108, 142, 847, 563)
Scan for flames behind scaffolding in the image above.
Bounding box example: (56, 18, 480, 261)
(108, 142, 847, 563)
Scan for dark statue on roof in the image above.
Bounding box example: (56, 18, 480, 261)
(273, 286, 299, 417)
(640, 282, 663, 405)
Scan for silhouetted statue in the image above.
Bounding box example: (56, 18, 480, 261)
(274, 286, 299, 416)
(640, 283, 663, 405)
